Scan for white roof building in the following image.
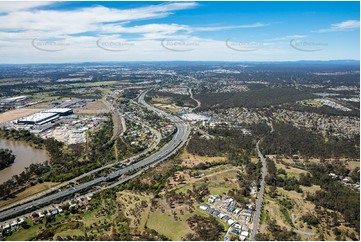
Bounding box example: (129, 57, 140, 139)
(199, 205, 208, 211)
(241, 231, 249, 237)
(227, 219, 235, 226)
(17, 112, 59, 125)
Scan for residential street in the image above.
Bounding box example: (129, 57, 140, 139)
(250, 140, 267, 241)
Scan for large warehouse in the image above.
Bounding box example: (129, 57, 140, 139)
(17, 112, 59, 125)
(16, 108, 73, 125)
(1, 96, 28, 103)
(43, 108, 73, 116)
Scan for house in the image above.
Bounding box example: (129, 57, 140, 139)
(2, 224, 10, 231)
(18, 218, 25, 224)
(218, 213, 226, 219)
(234, 208, 241, 215)
(228, 206, 236, 212)
(239, 235, 246, 241)
(39, 212, 45, 218)
(206, 207, 214, 214)
(243, 209, 252, 217)
(230, 228, 241, 235)
(58, 208, 63, 213)
(213, 210, 221, 216)
(227, 219, 235, 226)
(250, 186, 257, 195)
(224, 235, 231, 241)
(51, 210, 58, 215)
(10, 221, 18, 231)
(241, 231, 249, 237)
(234, 224, 242, 229)
(329, 173, 338, 179)
(199, 205, 208, 211)
(32, 217, 40, 223)
(69, 202, 77, 208)
(208, 195, 216, 203)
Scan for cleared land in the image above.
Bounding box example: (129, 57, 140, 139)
(261, 163, 359, 241)
(179, 149, 226, 167)
(0, 108, 43, 123)
(74, 100, 109, 114)
(117, 161, 239, 240)
(153, 103, 182, 113)
(275, 162, 308, 179)
(146, 200, 195, 240)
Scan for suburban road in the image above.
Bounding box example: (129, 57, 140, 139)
(0, 89, 190, 221)
(250, 140, 267, 241)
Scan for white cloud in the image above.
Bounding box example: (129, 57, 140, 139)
(0, 2, 269, 43)
(3, 2, 348, 63)
(315, 20, 360, 33)
(269, 35, 307, 41)
(0, 1, 54, 13)
(191, 22, 269, 31)
(0, 2, 198, 34)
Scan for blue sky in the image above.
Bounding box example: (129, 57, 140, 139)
(0, 1, 359, 63)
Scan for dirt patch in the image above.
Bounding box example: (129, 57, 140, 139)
(74, 100, 109, 114)
(0, 108, 43, 123)
(153, 103, 182, 113)
(179, 150, 226, 168)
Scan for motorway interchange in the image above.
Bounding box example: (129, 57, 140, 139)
(0, 89, 190, 221)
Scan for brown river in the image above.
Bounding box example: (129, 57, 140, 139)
(0, 139, 49, 184)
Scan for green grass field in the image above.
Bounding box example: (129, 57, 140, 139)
(146, 209, 193, 240)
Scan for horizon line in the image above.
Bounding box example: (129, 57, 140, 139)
(0, 59, 360, 65)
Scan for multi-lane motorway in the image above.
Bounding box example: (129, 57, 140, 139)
(0, 90, 190, 221)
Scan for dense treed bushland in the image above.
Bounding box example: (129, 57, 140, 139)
(185, 215, 225, 241)
(0, 148, 15, 170)
(187, 127, 254, 156)
(265, 156, 360, 232)
(195, 88, 315, 110)
(146, 90, 197, 108)
(261, 122, 359, 158)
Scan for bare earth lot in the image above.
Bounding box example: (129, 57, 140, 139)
(0, 108, 43, 123)
(74, 100, 109, 114)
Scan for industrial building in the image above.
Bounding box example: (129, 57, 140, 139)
(17, 112, 59, 125)
(0, 96, 28, 103)
(59, 99, 82, 108)
(16, 108, 73, 125)
(43, 108, 73, 116)
(181, 113, 211, 122)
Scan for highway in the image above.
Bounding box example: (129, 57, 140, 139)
(0, 89, 190, 221)
(0, 107, 161, 213)
(250, 140, 267, 241)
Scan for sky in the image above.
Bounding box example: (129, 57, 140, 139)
(0, 1, 359, 63)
